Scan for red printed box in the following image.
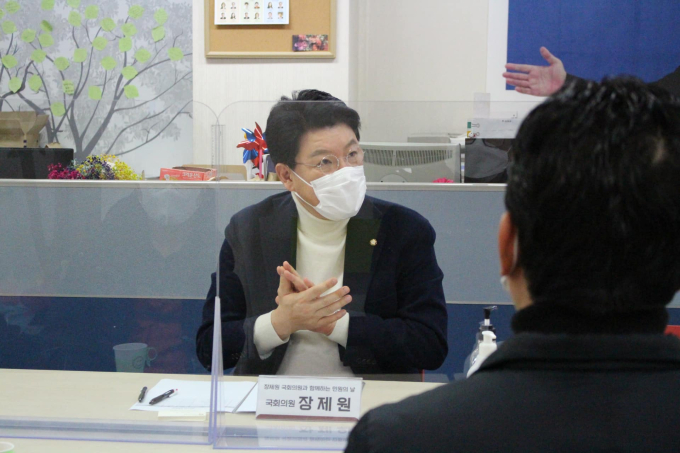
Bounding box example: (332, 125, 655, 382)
(160, 166, 217, 181)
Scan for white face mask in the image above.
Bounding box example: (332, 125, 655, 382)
(292, 166, 367, 221)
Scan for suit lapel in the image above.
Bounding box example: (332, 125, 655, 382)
(343, 197, 383, 314)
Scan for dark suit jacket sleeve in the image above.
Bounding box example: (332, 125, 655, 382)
(566, 68, 680, 97)
(652, 65, 680, 96)
(196, 220, 287, 373)
(196, 232, 248, 370)
(343, 218, 448, 372)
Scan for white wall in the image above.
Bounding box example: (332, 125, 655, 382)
(192, 0, 351, 165)
(350, 0, 490, 102)
(348, 0, 492, 143)
(192, 0, 495, 164)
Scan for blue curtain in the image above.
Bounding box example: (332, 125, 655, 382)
(506, 0, 680, 89)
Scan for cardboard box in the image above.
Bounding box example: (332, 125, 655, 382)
(0, 112, 48, 148)
(160, 166, 217, 181)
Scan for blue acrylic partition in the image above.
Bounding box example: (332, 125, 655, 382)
(0, 101, 221, 446)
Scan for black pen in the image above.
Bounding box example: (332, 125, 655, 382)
(138, 386, 147, 403)
(149, 389, 178, 405)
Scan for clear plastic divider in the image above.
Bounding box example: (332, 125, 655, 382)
(0, 101, 222, 446)
(209, 100, 541, 450)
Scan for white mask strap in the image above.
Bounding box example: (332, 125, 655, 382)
(291, 169, 313, 187)
(293, 190, 315, 208)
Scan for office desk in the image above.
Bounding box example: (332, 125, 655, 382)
(0, 369, 442, 452)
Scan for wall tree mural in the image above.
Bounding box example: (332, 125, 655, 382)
(0, 0, 192, 161)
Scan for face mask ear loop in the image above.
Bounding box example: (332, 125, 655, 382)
(290, 169, 321, 212)
(291, 169, 313, 187)
(500, 234, 520, 292)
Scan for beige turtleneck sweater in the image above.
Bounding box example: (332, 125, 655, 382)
(252, 193, 353, 376)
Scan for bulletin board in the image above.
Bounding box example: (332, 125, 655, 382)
(205, 0, 336, 59)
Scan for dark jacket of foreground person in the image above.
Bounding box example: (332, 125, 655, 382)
(346, 304, 680, 453)
(347, 77, 680, 452)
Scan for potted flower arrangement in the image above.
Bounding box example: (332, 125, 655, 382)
(48, 155, 143, 180)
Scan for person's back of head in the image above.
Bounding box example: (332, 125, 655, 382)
(506, 77, 680, 319)
(265, 89, 361, 168)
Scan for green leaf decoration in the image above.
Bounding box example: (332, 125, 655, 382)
(0, 10, 4, 20)
(134, 48, 151, 63)
(121, 66, 137, 80)
(92, 36, 107, 51)
(88, 86, 102, 100)
(124, 84, 139, 99)
(31, 49, 47, 63)
(8, 76, 21, 93)
(51, 102, 66, 117)
(68, 10, 82, 27)
(67, 0, 81, 8)
(21, 29, 36, 43)
(2, 20, 17, 34)
(167, 47, 183, 61)
(38, 33, 54, 47)
(1, 55, 17, 69)
(54, 57, 70, 71)
(101, 17, 115, 32)
(154, 8, 168, 25)
(40, 20, 53, 33)
(151, 26, 164, 42)
(63, 80, 75, 95)
(5, 2, 19, 14)
(85, 5, 99, 20)
(28, 74, 43, 92)
(41, 0, 55, 10)
(73, 48, 87, 63)
(121, 23, 137, 37)
(119, 37, 132, 52)
(100, 56, 117, 71)
(128, 5, 144, 19)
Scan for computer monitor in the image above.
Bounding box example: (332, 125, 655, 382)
(361, 142, 461, 183)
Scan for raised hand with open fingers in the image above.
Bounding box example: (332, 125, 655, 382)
(503, 47, 567, 96)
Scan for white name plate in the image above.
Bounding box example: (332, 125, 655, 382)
(256, 376, 363, 421)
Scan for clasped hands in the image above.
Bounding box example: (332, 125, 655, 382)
(270, 261, 351, 340)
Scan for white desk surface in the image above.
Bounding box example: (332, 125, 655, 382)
(0, 369, 442, 453)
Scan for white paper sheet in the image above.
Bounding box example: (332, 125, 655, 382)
(236, 386, 258, 413)
(130, 379, 256, 413)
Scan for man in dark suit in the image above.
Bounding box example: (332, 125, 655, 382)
(503, 46, 680, 97)
(196, 90, 447, 379)
(345, 78, 680, 452)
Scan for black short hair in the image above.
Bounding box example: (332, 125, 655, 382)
(506, 77, 680, 314)
(265, 89, 361, 168)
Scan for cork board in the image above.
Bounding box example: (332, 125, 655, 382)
(205, 0, 336, 58)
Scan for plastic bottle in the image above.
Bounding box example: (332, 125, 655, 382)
(466, 330, 497, 377)
(464, 305, 497, 378)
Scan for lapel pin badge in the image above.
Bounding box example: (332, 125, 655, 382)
(370, 239, 377, 246)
